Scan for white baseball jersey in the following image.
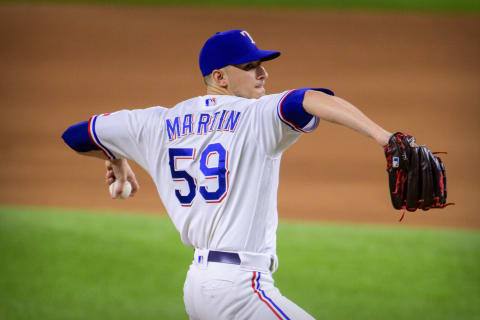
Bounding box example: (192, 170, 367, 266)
(88, 90, 321, 258)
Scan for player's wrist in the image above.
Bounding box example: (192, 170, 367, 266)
(109, 158, 127, 165)
(375, 130, 392, 147)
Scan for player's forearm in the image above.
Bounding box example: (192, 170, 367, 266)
(303, 90, 391, 146)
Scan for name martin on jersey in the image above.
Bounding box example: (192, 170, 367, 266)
(166, 109, 241, 142)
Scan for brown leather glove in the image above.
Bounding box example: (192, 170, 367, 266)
(384, 132, 452, 218)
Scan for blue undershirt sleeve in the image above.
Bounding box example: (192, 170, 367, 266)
(61, 120, 100, 152)
(278, 87, 334, 131)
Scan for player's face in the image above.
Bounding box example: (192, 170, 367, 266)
(225, 60, 269, 99)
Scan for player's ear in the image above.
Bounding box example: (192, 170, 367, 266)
(211, 69, 228, 88)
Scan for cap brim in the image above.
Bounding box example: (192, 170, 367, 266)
(230, 50, 281, 66)
(259, 50, 281, 62)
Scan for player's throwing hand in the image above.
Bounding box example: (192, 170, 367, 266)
(105, 159, 139, 199)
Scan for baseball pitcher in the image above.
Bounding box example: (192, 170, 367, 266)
(62, 30, 450, 319)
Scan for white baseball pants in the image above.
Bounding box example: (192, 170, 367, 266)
(183, 249, 315, 320)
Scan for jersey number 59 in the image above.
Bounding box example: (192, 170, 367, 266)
(168, 143, 229, 207)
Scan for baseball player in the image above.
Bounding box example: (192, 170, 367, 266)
(62, 30, 393, 319)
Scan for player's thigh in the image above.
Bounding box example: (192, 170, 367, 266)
(242, 273, 315, 320)
(247, 291, 316, 320)
(183, 265, 194, 318)
(184, 264, 315, 320)
(184, 263, 240, 319)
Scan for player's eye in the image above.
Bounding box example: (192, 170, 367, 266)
(243, 64, 254, 71)
(234, 61, 260, 71)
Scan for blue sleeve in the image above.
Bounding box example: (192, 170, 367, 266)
(61, 120, 100, 152)
(278, 88, 334, 131)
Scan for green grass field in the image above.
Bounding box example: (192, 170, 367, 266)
(1, 206, 479, 319)
(1, 0, 479, 12)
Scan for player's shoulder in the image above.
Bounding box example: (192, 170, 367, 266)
(171, 96, 204, 110)
(127, 105, 169, 120)
(240, 91, 291, 112)
(163, 92, 290, 116)
(141, 105, 169, 113)
(258, 91, 290, 103)
(169, 95, 250, 112)
(217, 92, 290, 108)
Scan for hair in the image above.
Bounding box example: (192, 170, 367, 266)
(203, 74, 213, 86)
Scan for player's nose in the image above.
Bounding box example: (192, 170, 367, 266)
(257, 65, 268, 80)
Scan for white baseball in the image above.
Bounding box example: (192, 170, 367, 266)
(109, 180, 132, 199)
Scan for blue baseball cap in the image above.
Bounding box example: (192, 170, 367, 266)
(199, 30, 281, 77)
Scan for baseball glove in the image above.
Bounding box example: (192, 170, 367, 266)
(384, 132, 452, 220)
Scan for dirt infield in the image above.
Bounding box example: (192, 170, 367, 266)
(1, 4, 479, 229)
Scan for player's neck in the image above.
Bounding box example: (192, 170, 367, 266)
(206, 84, 232, 97)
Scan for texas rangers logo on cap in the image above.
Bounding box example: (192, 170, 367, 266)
(240, 30, 255, 44)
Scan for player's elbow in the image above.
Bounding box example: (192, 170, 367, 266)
(62, 121, 100, 152)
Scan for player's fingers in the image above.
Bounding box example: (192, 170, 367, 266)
(114, 180, 126, 196)
(105, 168, 116, 185)
(106, 168, 115, 178)
(130, 182, 139, 197)
(111, 160, 129, 182)
(128, 176, 140, 196)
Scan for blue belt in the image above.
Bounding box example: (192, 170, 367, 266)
(208, 250, 241, 265)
